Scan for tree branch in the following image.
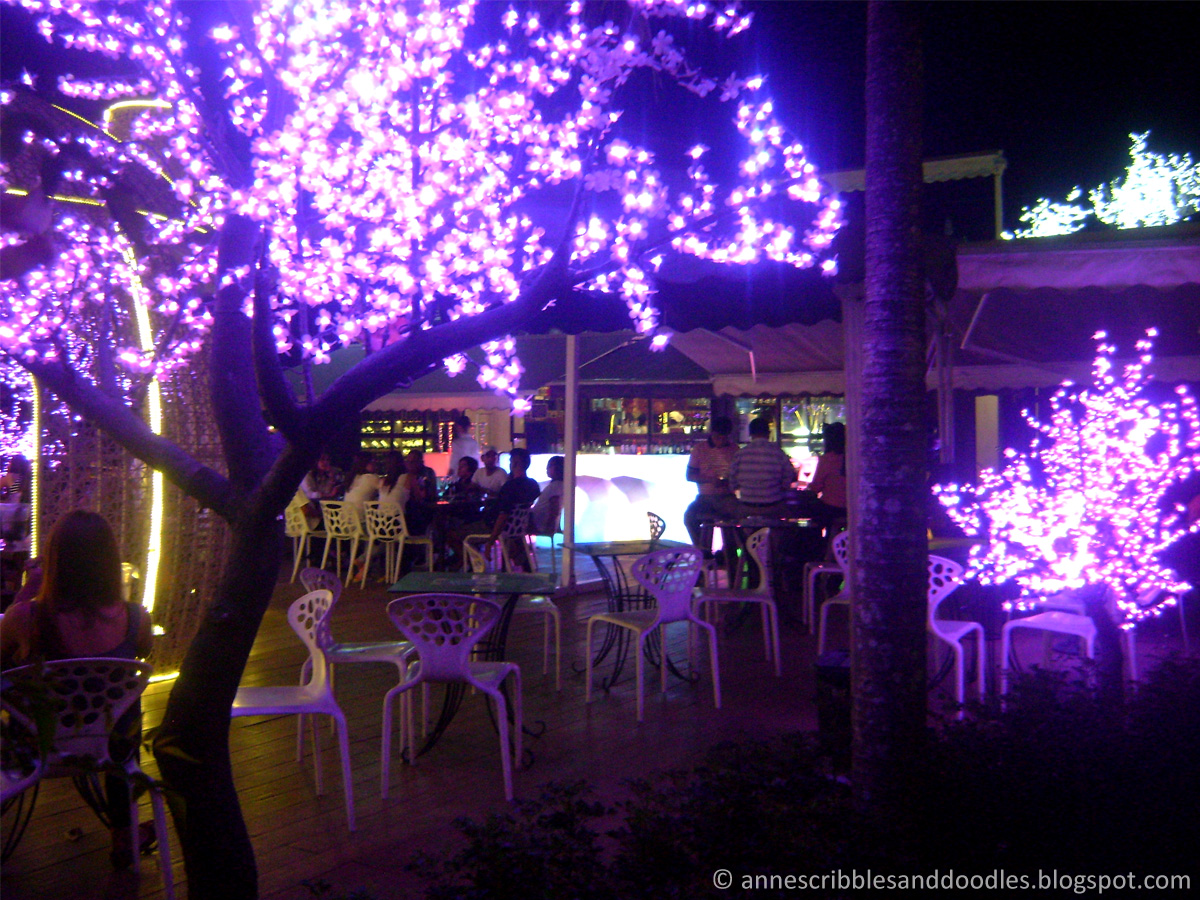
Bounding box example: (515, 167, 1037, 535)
(22, 356, 235, 518)
(251, 248, 303, 441)
(209, 215, 275, 492)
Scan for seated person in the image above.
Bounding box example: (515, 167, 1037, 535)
(445, 456, 485, 507)
(0, 510, 154, 868)
(807, 422, 847, 535)
(401, 449, 438, 538)
(452, 448, 540, 569)
(471, 446, 508, 495)
(531, 455, 565, 535)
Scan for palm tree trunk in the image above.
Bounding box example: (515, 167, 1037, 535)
(852, 0, 927, 811)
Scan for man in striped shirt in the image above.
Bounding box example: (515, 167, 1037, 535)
(729, 415, 796, 517)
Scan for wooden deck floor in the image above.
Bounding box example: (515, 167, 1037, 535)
(2, 570, 1190, 900)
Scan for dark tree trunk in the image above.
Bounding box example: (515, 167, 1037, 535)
(852, 0, 927, 811)
(154, 518, 283, 900)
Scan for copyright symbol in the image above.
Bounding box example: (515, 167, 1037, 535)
(713, 869, 733, 890)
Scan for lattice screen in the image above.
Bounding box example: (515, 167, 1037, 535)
(34, 356, 231, 676)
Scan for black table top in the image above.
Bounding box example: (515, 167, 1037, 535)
(562, 539, 691, 557)
(389, 571, 558, 595)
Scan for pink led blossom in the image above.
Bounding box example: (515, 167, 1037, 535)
(2, 0, 840, 402)
(935, 332, 1200, 628)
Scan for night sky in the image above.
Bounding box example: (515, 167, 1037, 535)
(3, 1, 1197, 240)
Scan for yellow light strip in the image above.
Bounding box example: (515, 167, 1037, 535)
(148, 671, 180, 684)
(120, 240, 165, 613)
(102, 99, 172, 134)
(30, 381, 41, 558)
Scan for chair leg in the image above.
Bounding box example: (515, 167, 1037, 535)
(659, 625, 668, 695)
(1000, 625, 1014, 695)
(510, 667, 523, 769)
(489, 689, 513, 802)
(585, 619, 596, 704)
(148, 786, 176, 899)
(975, 627, 987, 699)
(702, 620, 721, 709)
(310, 713, 324, 795)
(541, 612, 550, 676)
(953, 642, 966, 718)
(635, 633, 646, 722)
(552, 608, 562, 692)
(360, 537, 376, 589)
(769, 603, 782, 677)
(319, 536, 333, 575)
(331, 709, 356, 831)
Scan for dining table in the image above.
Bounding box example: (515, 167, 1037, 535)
(389, 570, 557, 758)
(563, 539, 692, 689)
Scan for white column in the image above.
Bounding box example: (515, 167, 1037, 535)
(563, 334, 578, 585)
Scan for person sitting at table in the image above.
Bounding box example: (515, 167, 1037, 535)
(531, 455, 565, 536)
(454, 448, 540, 569)
(342, 452, 382, 514)
(0, 509, 154, 869)
(379, 451, 408, 507)
(729, 414, 796, 519)
(0, 453, 31, 502)
(471, 445, 508, 496)
(400, 449, 438, 539)
(446, 455, 485, 506)
(311, 452, 346, 500)
(683, 416, 739, 555)
(806, 421, 847, 536)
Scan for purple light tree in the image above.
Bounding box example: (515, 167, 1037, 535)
(935, 332, 1199, 688)
(0, 2, 841, 894)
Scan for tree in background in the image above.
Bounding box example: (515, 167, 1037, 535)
(1006, 132, 1200, 238)
(0, 1, 841, 895)
(935, 332, 1199, 687)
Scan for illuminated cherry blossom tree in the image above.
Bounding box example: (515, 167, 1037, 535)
(934, 331, 1200, 629)
(0, 2, 841, 894)
(1005, 131, 1200, 238)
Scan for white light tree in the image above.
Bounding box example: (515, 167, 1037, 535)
(1005, 131, 1200, 238)
(0, 2, 842, 894)
(934, 332, 1199, 681)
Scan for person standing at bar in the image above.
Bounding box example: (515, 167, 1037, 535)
(729, 414, 795, 518)
(448, 414, 481, 468)
(683, 416, 738, 554)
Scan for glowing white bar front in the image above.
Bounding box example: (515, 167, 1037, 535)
(528, 453, 693, 544)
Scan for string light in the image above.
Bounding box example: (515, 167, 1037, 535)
(2, 0, 840, 409)
(934, 331, 1200, 628)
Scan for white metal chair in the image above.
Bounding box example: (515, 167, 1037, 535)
(693, 528, 782, 676)
(232, 590, 356, 830)
(359, 501, 406, 587)
(1000, 586, 1139, 695)
(805, 530, 849, 631)
(319, 501, 363, 582)
(381, 594, 522, 801)
(926, 554, 985, 715)
(465, 538, 562, 691)
(285, 499, 326, 583)
(815, 531, 852, 653)
(585, 546, 718, 722)
(1, 659, 175, 896)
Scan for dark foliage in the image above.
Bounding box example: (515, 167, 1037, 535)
(410, 660, 1200, 899)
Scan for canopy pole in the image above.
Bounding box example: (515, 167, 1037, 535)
(562, 334, 578, 585)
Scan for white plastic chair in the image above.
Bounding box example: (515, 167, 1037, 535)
(693, 528, 782, 676)
(647, 511, 666, 542)
(815, 531, 852, 653)
(295, 568, 418, 749)
(1, 659, 175, 897)
(359, 501, 406, 587)
(232, 590, 356, 830)
(499, 506, 539, 573)
(285, 500, 327, 583)
(381, 594, 522, 801)
(319, 501, 363, 582)
(805, 530, 848, 631)
(585, 546, 718, 722)
(926, 554, 985, 715)
(1000, 586, 1139, 695)
(465, 538, 561, 691)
